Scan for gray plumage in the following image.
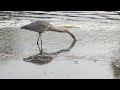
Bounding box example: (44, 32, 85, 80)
(21, 20, 54, 33)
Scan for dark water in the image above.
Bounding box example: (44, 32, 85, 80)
(0, 11, 120, 79)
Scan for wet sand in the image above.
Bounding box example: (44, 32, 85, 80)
(0, 11, 120, 79)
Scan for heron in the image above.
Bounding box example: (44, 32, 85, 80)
(21, 20, 76, 56)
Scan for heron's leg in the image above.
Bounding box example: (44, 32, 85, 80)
(37, 33, 41, 54)
(40, 34, 43, 56)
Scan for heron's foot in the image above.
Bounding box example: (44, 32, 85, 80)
(38, 51, 44, 57)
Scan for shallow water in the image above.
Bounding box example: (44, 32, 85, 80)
(0, 11, 120, 79)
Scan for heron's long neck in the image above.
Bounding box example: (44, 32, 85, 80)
(49, 28, 76, 41)
(49, 28, 65, 33)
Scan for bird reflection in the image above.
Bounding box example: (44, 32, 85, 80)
(23, 39, 76, 65)
(23, 54, 53, 65)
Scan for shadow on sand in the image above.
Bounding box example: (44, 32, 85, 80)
(111, 59, 120, 79)
(23, 39, 76, 65)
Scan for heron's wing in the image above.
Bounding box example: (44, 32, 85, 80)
(37, 21, 50, 31)
(25, 21, 50, 32)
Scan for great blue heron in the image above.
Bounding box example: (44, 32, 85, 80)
(21, 20, 76, 56)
